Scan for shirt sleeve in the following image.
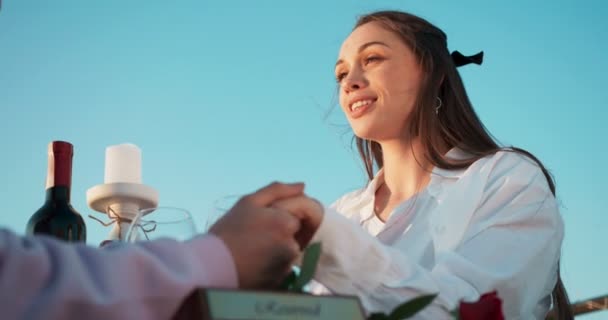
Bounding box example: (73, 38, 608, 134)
(0, 230, 238, 320)
(308, 154, 564, 319)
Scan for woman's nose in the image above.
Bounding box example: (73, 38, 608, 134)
(342, 70, 367, 93)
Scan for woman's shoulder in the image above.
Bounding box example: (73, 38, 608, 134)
(440, 149, 560, 237)
(467, 149, 553, 194)
(440, 148, 545, 178)
(483, 149, 546, 175)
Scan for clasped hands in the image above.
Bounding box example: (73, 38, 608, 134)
(209, 182, 324, 289)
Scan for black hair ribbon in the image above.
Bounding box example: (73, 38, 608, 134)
(451, 50, 484, 67)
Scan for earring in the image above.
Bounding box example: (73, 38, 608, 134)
(435, 97, 443, 115)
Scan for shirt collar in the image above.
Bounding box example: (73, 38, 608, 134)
(360, 169, 384, 198)
(430, 148, 471, 180)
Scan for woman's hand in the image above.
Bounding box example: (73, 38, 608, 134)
(271, 195, 324, 249)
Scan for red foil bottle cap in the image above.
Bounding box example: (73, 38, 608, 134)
(49, 141, 73, 155)
(46, 141, 74, 188)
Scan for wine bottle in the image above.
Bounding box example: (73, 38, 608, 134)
(26, 141, 86, 242)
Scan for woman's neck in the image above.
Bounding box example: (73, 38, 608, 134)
(378, 137, 433, 200)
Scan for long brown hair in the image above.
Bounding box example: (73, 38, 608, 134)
(351, 11, 572, 320)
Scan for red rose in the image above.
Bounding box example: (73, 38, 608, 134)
(458, 291, 505, 320)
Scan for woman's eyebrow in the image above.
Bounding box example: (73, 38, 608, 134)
(335, 41, 391, 67)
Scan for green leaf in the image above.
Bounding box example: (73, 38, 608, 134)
(367, 312, 389, 320)
(291, 242, 321, 292)
(278, 270, 297, 291)
(387, 294, 437, 320)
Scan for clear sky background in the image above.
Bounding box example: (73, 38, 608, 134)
(1, 0, 606, 317)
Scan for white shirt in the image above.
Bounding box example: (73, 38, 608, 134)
(309, 149, 564, 320)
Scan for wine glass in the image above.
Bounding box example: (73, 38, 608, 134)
(126, 207, 197, 243)
(204, 195, 242, 232)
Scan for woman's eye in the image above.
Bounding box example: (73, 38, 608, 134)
(364, 56, 382, 64)
(336, 72, 348, 83)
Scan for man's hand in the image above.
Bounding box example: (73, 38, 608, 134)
(209, 182, 305, 289)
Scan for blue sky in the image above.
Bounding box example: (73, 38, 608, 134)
(1, 0, 606, 316)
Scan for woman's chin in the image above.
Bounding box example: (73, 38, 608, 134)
(350, 121, 379, 138)
(352, 129, 381, 141)
(353, 128, 400, 143)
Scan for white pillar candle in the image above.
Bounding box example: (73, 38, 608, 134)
(104, 143, 142, 184)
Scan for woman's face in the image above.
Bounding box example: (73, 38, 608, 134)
(335, 22, 423, 142)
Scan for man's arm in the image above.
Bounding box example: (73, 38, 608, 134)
(0, 229, 237, 320)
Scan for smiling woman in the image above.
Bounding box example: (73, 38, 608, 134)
(302, 10, 573, 320)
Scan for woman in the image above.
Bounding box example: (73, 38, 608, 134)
(299, 10, 571, 320)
